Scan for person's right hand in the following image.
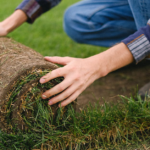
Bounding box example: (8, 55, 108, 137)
(0, 23, 8, 36)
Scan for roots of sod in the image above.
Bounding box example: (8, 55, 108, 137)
(0, 37, 75, 133)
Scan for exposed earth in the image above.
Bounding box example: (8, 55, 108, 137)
(77, 60, 150, 111)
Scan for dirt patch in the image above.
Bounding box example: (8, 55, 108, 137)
(77, 60, 150, 111)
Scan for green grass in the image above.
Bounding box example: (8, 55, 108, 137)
(0, 0, 107, 57)
(1, 94, 150, 149)
(1, 0, 150, 150)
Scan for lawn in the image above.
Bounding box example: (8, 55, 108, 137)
(1, 0, 150, 150)
(1, 0, 106, 58)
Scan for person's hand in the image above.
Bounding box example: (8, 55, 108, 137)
(0, 23, 8, 36)
(0, 10, 27, 37)
(40, 56, 103, 107)
(39, 43, 134, 107)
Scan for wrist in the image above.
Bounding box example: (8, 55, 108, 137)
(88, 43, 134, 80)
(0, 23, 8, 36)
(85, 55, 108, 80)
(1, 19, 18, 34)
(104, 43, 134, 73)
(0, 10, 27, 34)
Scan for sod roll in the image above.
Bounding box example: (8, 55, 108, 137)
(0, 37, 75, 132)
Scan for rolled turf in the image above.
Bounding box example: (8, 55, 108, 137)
(0, 37, 75, 132)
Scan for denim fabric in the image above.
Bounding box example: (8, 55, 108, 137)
(64, 0, 150, 47)
(128, 0, 150, 30)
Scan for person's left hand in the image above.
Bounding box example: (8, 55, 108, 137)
(40, 56, 103, 107)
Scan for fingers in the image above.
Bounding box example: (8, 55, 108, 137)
(44, 56, 72, 65)
(41, 79, 72, 100)
(59, 79, 91, 107)
(47, 82, 79, 105)
(40, 67, 65, 84)
(48, 80, 88, 107)
(59, 90, 81, 107)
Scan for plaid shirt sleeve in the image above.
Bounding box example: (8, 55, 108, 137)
(122, 19, 150, 64)
(16, 0, 61, 23)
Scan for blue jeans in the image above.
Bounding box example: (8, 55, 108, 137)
(63, 0, 150, 47)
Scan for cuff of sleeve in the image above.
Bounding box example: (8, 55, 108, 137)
(16, 0, 43, 24)
(122, 25, 150, 64)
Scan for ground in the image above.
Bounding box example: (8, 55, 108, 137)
(77, 60, 150, 111)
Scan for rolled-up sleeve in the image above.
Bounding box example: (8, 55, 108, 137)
(122, 19, 150, 64)
(16, 0, 61, 23)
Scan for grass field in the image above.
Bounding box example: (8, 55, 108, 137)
(1, 0, 106, 57)
(1, 0, 150, 150)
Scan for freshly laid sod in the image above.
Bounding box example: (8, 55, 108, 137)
(1, 96, 150, 149)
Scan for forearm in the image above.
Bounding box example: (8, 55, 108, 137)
(0, 10, 27, 34)
(88, 42, 134, 79)
(0, 0, 62, 36)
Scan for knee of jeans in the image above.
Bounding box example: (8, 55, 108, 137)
(63, 6, 85, 43)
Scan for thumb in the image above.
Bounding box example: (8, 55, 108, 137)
(44, 56, 72, 65)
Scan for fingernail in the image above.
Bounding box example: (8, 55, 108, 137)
(48, 101, 53, 105)
(40, 78, 45, 83)
(42, 95, 47, 99)
(45, 56, 51, 59)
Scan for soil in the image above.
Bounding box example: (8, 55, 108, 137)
(77, 60, 150, 111)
